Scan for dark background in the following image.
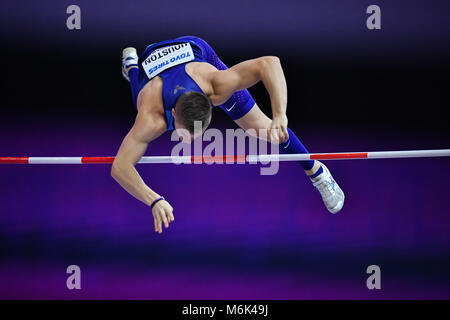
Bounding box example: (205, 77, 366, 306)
(0, 0, 449, 299)
(1, 0, 449, 132)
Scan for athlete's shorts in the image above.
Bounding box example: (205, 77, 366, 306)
(174, 36, 256, 120)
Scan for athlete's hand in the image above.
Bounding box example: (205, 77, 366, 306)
(268, 114, 289, 143)
(151, 199, 174, 234)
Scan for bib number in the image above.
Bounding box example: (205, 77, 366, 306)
(142, 43, 195, 79)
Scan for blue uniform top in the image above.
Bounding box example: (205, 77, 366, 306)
(131, 36, 255, 131)
(135, 38, 209, 130)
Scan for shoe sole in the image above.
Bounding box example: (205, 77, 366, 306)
(328, 189, 345, 214)
(317, 161, 345, 214)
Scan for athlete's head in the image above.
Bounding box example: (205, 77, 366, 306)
(172, 91, 212, 143)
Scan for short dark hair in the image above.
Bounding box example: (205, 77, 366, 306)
(175, 91, 212, 134)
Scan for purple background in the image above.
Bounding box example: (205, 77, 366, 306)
(0, 0, 449, 299)
(1, 122, 449, 299)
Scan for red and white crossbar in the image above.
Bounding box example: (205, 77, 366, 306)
(0, 149, 449, 164)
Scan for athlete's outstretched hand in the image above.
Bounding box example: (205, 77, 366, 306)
(152, 199, 175, 234)
(268, 114, 289, 143)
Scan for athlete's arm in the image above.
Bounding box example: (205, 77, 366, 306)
(111, 110, 174, 234)
(209, 56, 289, 142)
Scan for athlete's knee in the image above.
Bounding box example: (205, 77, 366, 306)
(257, 120, 291, 145)
(264, 55, 280, 63)
(250, 119, 278, 142)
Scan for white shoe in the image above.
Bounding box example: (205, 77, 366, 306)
(122, 47, 139, 81)
(310, 161, 345, 214)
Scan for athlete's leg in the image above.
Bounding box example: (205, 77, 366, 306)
(176, 37, 344, 212)
(122, 48, 140, 107)
(233, 104, 322, 177)
(234, 104, 345, 213)
(127, 68, 140, 106)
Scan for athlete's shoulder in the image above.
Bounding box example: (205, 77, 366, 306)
(136, 77, 164, 112)
(133, 104, 167, 140)
(187, 61, 218, 73)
